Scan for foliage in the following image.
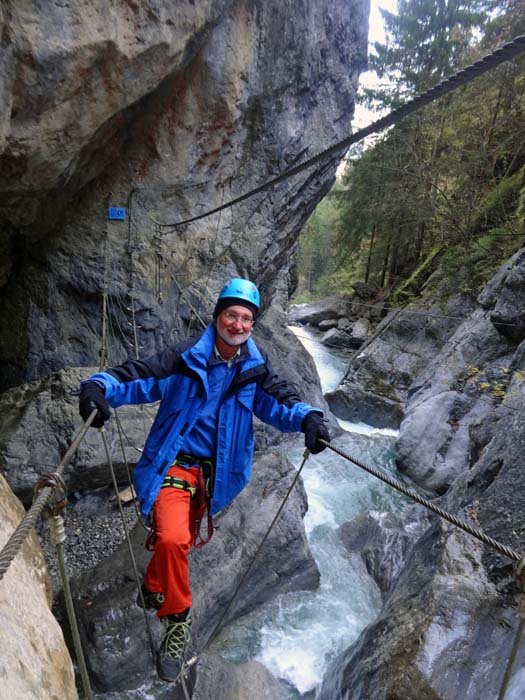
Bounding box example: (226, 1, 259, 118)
(293, 0, 525, 304)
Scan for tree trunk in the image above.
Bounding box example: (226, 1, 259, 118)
(380, 234, 391, 288)
(364, 225, 376, 283)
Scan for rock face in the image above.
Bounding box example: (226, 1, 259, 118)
(0, 366, 158, 504)
(0, 475, 77, 700)
(325, 270, 478, 428)
(317, 250, 525, 700)
(0, 0, 368, 391)
(337, 507, 428, 594)
(189, 654, 284, 700)
(71, 451, 318, 692)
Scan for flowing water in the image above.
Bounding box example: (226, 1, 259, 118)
(210, 326, 404, 697)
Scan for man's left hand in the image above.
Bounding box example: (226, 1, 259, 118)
(302, 413, 330, 454)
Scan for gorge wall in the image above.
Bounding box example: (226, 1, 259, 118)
(0, 0, 368, 390)
(0, 1, 369, 698)
(317, 249, 525, 699)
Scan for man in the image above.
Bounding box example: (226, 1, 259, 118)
(79, 278, 330, 682)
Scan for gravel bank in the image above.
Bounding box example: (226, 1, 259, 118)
(35, 484, 142, 595)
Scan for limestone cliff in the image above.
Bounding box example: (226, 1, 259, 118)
(0, 0, 368, 391)
(0, 474, 77, 700)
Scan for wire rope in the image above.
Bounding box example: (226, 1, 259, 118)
(153, 35, 525, 231)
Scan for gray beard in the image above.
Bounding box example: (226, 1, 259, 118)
(216, 326, 251, 347)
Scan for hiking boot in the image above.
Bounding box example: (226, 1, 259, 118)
(136, 583, 165, 612)
(156, 608, 192, 682)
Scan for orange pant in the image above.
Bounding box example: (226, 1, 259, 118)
(144, 465, 200, 617)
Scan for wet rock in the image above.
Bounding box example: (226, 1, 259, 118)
(338, 508, 426, 594)
(326, 361, 405, 429)
(190, 654, 283, 700)
(317, 521, 511, 700)
(317, 251, 525, 700)
(320, 327, 358, 349)
(326, 274, 476, 428)
(337, 318, 353, 334)
(319, 318, 339, 331)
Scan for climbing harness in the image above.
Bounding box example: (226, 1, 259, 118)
(161, 474, 197, 496)
(163, 454, 216, 549)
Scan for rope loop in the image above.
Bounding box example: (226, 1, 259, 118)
(34, 472, 68, 517)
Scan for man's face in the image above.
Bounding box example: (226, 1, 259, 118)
(216, 304, 254, 347)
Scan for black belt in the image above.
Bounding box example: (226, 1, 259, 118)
(174, 453, 214, 470)
(172, 453, 215, 499)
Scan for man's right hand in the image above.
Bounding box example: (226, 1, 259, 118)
(79, 382, 111, 428)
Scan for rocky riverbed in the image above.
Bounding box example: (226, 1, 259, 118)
(290, 250, 525, 700)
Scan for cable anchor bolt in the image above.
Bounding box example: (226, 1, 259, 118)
(34, 471, 69, 518)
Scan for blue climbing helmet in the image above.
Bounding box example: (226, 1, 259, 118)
(213, 278, 260, 321)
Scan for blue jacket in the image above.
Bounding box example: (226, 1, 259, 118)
(84, 325, 321, 516)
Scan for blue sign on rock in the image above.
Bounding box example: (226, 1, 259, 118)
(108, 207, 126, 220)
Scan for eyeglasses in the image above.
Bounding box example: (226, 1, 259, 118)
(222, 311, 254, 326)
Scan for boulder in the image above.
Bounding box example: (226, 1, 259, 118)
(337, 318, 353, 334)
(0, 475, 77, 700)
(338, 508, 427, 594)
(319, 318, 339, 332)
(189, 654, 284, 700)
(288, 295, 354, 326)
(320, 327, 358, 349)
(0, 367, 157, 504)
(350, 317, 371, 343)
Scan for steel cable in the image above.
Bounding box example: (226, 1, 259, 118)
(320, 439, 524, 562)
(0, 410, 97, 581)
(157, 35, 525, 231)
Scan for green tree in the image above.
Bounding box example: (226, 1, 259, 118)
(296, 1, 525, 301)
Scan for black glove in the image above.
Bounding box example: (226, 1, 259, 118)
(302, 412, 330, 454)
(79, 382, 111, 428)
